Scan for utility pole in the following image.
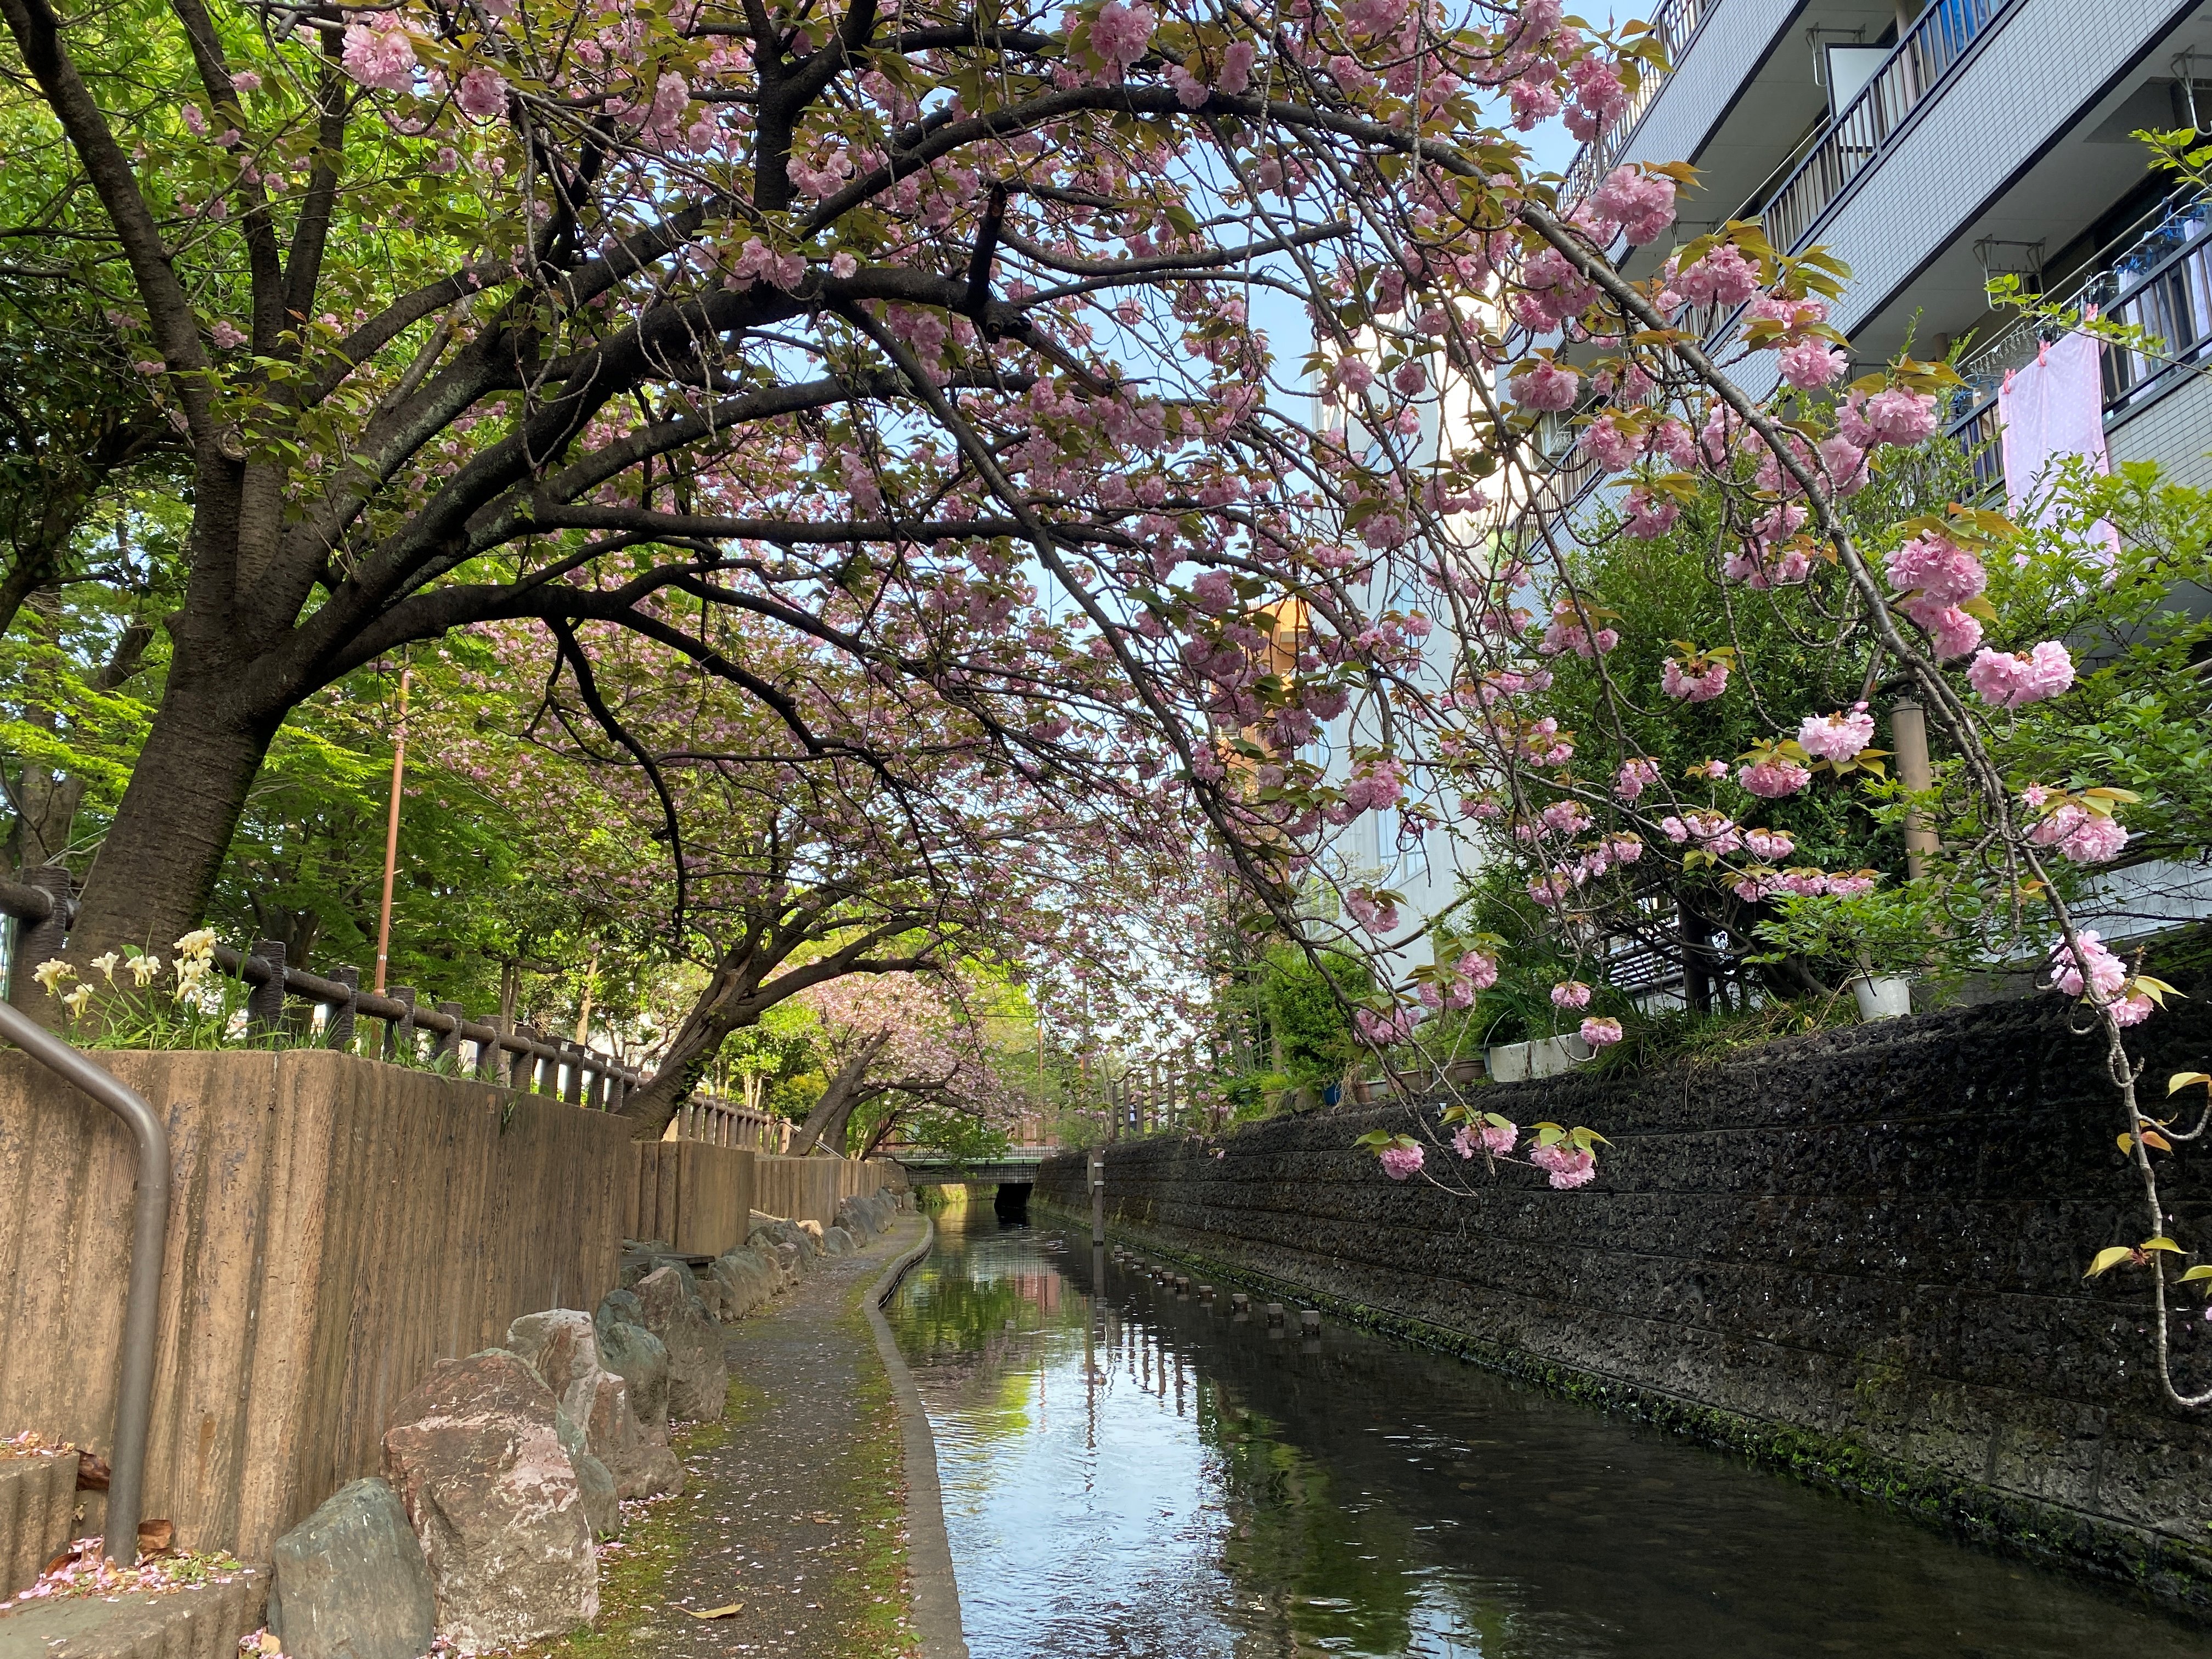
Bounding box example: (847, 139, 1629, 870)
(373, 664, 411, 995)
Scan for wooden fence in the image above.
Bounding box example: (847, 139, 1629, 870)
(753, 1154, 901, 1227)
(628, 1141, 755, 1256)
(0, 1048, 630, 1562)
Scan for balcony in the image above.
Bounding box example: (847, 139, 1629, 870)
(1944, 190, 2212, 494)
(1558, 0, 1727, 207)
(1756, 0, 2015, 252)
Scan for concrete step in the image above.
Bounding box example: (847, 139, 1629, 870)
(0, 1454, 77, 1599)
(0, 1572, 266, 1659)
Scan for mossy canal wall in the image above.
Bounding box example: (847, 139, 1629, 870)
(1037, 995, 2212, 1611)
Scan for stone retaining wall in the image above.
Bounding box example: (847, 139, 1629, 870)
(1039, 995, 2212, 1607)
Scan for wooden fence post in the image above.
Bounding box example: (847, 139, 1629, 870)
(474, 1022, 500, 1082)
(325, 966, 359, 1051)
(560, 1041, 584, 1104)
(511, 1027, 539, 1092)
(385, 986, 416, 1063)
(247, 939, 287, 1034)
(11, 868, 71, 1003)
(435, 1001, 465, 1067)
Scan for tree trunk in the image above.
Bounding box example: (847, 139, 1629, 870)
(618, 959, 761, 1139)
(789, 1036, 891, 1156)
(67, 684, 276, 967)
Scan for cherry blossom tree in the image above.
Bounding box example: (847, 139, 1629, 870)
(787, 969, 1022, 1156)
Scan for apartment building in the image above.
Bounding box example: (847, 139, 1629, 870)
(1573, 0, 2212, 483)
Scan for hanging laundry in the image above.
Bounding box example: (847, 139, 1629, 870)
(1997, 330, 2120, 560)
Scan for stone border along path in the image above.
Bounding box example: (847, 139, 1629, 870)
(518, 1212, 967, 1659)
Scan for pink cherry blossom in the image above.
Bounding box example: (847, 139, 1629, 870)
(341, 19, 416, 91)
(1778, 338, 1846, 389)
(1590, 166, 1676, 245)
(1622, 487, 1680, 539)
(1615, 758, 1660, 800)
(1528, 1143, 1596, 1189)
(1797, 704, 1875, 762)
(1514, 362, 1580, 411)
(1886, 532, 1986, 605)
(1550, 980, 1592, 1009)
(1743, 826, 1795, 860)
(1092, 1, 1156, 74)
(1660, 656, 1728, 702)
(1965, 641, 2075, 709)
(1739, 757, 1812, 799)
(1379, 1142, 1425, 1181)
(1578, 1016, 1622, 1047)
(1457, 951, 1500, 990)
(1671, 245, 1762, 309)
(456, 66, 507, 118)
(2049, 929, 2128, 1000)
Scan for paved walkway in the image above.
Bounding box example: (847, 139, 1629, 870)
(643, 1216, 936, 1659)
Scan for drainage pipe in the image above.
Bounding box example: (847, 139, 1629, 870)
(0, 998, 168, 1564)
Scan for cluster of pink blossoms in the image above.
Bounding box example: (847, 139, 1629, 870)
(2022, 787, 2129, 865)
(1537, 599, 1618, 658)
(1739, 755, 1812, 799)
(1452, 1119, 1518, 1160)
(1550, 980, 1592, 1008)
(1530, 1143, 1598, 1188)
(1797, 705, 1875, 763)
(1660, 655, 1729, 702)
(1588, 166, 1677, 245)
(2049, 930, 2153, 1024)
(1884, 531, 1988, 660)
(1966, 641, 2075, 709)
(1379, 1142, 1425, 1181)
(1579, 1016, 1622, 1048)
(1615, 757, 1662, 800)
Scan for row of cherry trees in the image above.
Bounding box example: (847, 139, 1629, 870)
(0, 0, 2202, 1398)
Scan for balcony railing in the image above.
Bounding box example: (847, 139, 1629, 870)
(1558, 0, 1723, 208)
(1760, 0, 2013, 253)
(1944, 194, 2212, 490)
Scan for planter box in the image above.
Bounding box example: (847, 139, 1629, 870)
(1850, 974, 1913, 1020)
(1487, 1036, 1592, 1082)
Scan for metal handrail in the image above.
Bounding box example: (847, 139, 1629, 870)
(0, 997, 167, 1566)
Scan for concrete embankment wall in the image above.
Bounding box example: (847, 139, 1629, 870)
(0, 1048, 631, 1562)
(1039, 996, 2212, 1608)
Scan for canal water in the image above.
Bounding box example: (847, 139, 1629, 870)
(885, 1197, 2212, 1659)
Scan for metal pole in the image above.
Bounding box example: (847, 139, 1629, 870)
(1892, 696, 1937, 879)
(1090, 1148, 1105, 1246)
(373, 664, 411, 995)
(0, 998, 167, 1564)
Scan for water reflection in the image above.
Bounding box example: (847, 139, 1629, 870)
(888, 1197, 2209, 1659)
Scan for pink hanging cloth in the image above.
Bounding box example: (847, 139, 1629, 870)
(1996, 331, 2119, 560)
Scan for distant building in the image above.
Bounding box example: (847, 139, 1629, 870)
(1569, 0, 2212, 483)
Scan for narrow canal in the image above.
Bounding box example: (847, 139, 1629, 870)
(885, 1196, 2211, 1659)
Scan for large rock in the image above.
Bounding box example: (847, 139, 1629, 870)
(508, 1311, 682, 1502)
(709, 1247, 778, 1318)
(746, 1227, 803, 1279)
(380, 1350, 597, 1651)
(793, 1218, 826, 1254)
(834, 1196, 879, 1240)
(634, 1265, 728, 1422)
(593, 1308, 672, 1445)
(554, 1408, 619, 1539)
(819, 1224, 856, 1258)
(268, 1477, 436, 1659)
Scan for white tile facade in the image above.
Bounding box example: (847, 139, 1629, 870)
(2109, 370, 2212, 490)
(1810, 0, 2192, 337)
(1618, 0, 1801, 174)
